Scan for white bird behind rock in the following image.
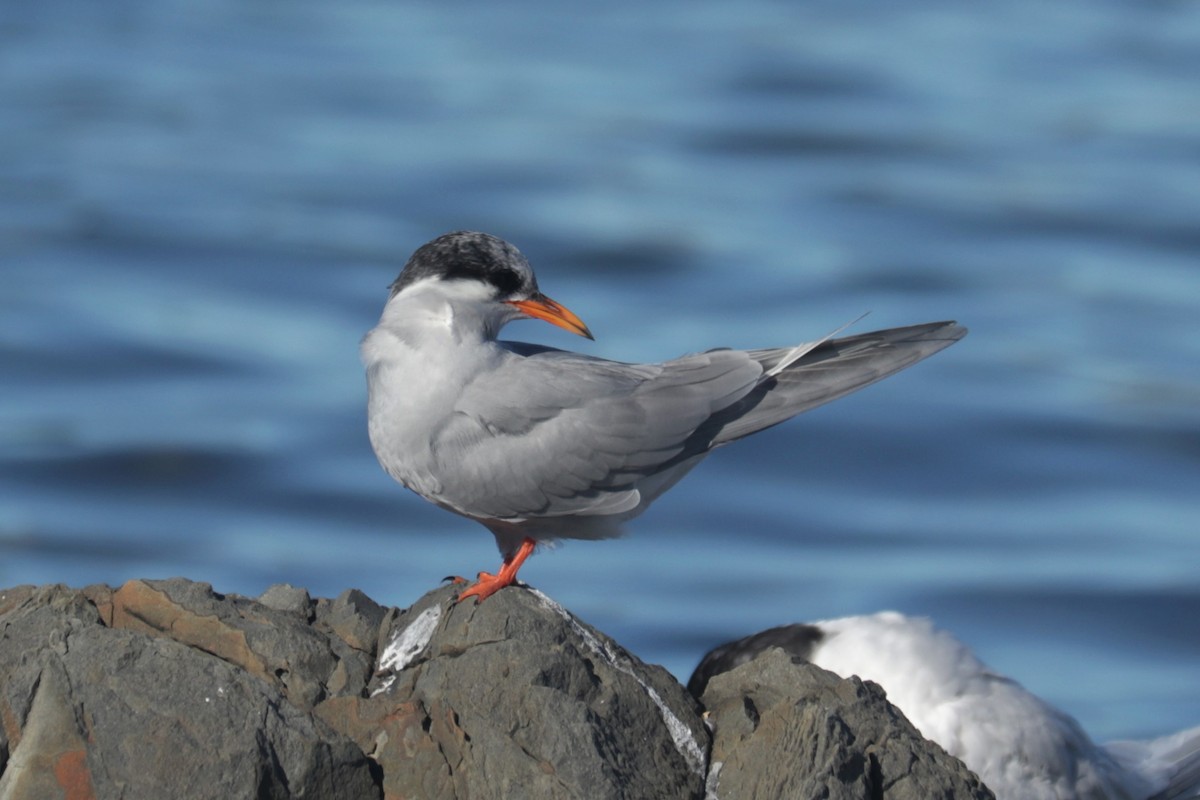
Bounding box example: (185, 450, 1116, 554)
(362, 231, 966, 601)
(689, 612, 1200, 800)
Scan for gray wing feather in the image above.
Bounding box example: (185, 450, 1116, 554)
(435, 321, 965, 521)
(711, 321, 967, 445)
(437, 348, 763, 519)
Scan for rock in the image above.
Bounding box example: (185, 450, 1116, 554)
(0, 578, 999, 800)
(111, 577, 354, 709)
(316, 588, 388, 655)
(0, 582, 378, 800)
(697, 648, 995, 800)
(687, 622, 825, 696)
(259, 582, 313, 616)
(325, 583, 710, 800)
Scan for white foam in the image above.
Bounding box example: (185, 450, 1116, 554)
(808, 611, 1181, 800)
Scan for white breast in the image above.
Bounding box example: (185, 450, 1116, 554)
(360, 285, 497, 504)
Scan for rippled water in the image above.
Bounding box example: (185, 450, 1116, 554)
(3, 0, 1199, 744)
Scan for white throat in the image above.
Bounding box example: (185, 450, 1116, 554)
(374, 277, 512, 349)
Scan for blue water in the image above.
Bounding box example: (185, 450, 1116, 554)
(3, 0, 1198, 745)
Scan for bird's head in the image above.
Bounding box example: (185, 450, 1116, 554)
(387, 231, 593, 340)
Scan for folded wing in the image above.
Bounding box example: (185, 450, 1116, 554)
(431, 321, 965, 525)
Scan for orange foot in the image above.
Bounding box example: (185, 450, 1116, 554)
(456, 537, 536, 603)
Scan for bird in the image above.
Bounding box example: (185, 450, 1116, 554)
(361, 231, 966, 602)
(688, 612, 1200, 800)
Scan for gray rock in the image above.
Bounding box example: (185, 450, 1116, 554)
(336, 583, 711, 800)
(688, 622, 824, 696)
(259, 583, 314, 616)
(0, 578, 1001, 800)
(0, 583, 378, 800)
(110, 577, 346, 709)
(316, 588, 387, 655)
(699, 648, 995, 800)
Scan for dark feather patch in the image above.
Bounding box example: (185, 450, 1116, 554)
(389, 231, 536, 299)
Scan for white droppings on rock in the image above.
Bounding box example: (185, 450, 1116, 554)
(529, 589, 707, 777)
(704, 761, 723, 800)
(378, 605, 441, 674)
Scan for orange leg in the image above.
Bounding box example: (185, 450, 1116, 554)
(456, 537, 536, 603)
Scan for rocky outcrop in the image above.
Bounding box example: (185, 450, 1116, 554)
(321, 583, 708, 800)
(696, 649, 995, 799)
(0, 580, 381, 800)
(0, 579, 993, 799)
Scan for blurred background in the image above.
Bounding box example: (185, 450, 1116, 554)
(3, 0, 1198, 743)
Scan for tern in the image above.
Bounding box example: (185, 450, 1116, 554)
(362, 231, 966, 602)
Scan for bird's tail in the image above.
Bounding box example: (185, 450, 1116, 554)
(711, 320, 968, 446)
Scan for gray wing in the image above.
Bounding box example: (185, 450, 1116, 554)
(433, 321, 965, 521)
(433, 346, 764, 520)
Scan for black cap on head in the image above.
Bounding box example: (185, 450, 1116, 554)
(389, 231, 536, 300)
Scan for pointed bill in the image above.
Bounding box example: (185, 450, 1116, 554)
(507, 293, 595, 340)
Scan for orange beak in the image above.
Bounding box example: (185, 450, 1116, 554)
(507, 293, 594, 340)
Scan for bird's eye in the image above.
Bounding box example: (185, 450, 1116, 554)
(490, 267, 524, 298)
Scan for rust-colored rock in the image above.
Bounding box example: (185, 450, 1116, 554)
(112, 579, 273, 683)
